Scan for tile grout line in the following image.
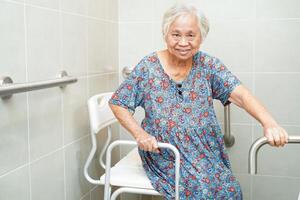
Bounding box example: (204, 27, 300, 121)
(117, 0, 122, 199)
(58, 0, 67, 200)
(250, 1, 257, 199)
(23, 1, 32, 199)
(0, 134, 90, 179)
(87, 2, 92, 200)
(20, 2, 118, 24)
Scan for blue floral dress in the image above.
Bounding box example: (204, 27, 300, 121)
(109, 51, 243, 200)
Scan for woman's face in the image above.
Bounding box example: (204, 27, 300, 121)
(165, 13, 201, 61)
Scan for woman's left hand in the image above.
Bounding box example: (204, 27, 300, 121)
(263, 125, 289, 147)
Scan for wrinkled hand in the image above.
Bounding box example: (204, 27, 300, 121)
(263, 125, 289, 147)
(136, 132, 159, 153)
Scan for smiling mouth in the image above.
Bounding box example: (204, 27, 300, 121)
(177, 49, 190, 54)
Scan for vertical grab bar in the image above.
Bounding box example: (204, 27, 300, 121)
(224, 105, 234, 147)
(249, 136, 300, 174)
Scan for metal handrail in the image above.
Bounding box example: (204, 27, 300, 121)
(104, 140, 180, 200)
(122, 66, 234, 147)
(224, 105, 234, 147)
(0, 70, 77, 99)
(249, 135, 300, 175)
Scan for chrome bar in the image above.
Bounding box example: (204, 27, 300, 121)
(249, 135, 300, 175)
(0, 71, 77, 99)
(224, 105, 235, 147)
(104, 140, 180, 200)
(122, 66, 133, 79)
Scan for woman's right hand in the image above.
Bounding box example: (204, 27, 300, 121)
(135, 132, 160, 153)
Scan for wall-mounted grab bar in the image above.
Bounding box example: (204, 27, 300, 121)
(224, 105, 234, 147)
(249, 135, 300, 175)
(0, 70, 77, 100)
(122, 66, 234, 147)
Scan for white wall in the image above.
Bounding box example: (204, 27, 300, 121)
(0, 0, 118, 199)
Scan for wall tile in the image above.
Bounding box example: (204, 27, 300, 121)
(28, 88, 63, 160)
(119, 0, 153, 22)
(202, 20, 254, 73)
(153, 0, 176, 21)
(234, 173, 251, 200)
(61, 0, 88, 15)
(0, 2, 26, 82)
(26, 5, 61, 81)
(90, 185, 103, 200)
(106, 0, 118, 21)
(81, 192, 91, 200)
(151, 22, 166, 51)
(119, 22, 154, 68)
(63, 77, 89, 144)
(88, 21, 118, 75)
(256, 0, 300, 19)
(252, 175, 300, 200)
(193, 0, 255, 20)
(62, 13, 87, 77)
(227, 125, 252, 174)
(88, 73, 118, 98)
(253, 125, 300, 177)
(4, 0, 24, 3)
(141, 194, 154, 200)
(104, 22, 119, 72)
(255, 20, 300, 72)
(87, 0, 117, 21)
(151, 196, 164, 200)
(88, 0, 104, 20)
(87, 19, 106, 74)
(255, 73, 300, 125)
(25, 0, 59, 10)
(121, 193, 140, 200)
(0, 94, 28, 175)
(64, 136, 93, 200)
(0, 167, 30, 200)
(30, 150, 64, 200)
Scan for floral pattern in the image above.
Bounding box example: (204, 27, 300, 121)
(109, 51, 243, 199)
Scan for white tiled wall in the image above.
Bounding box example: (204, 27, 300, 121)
(0, 0, 118, 200)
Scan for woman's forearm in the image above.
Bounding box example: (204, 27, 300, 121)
(230, 85, 277, 128)
(230, 85, 288, 147)
(109, 104, 159, 152)
(109, 104, 145, 140)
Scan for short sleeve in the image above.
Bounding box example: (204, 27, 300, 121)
(210, 58, 241, 106)
(108, 58, 148, 114)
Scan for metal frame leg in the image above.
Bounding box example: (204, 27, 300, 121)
(110, 187, 161, 200)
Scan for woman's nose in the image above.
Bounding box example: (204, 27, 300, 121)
(178, 37, 189, 46)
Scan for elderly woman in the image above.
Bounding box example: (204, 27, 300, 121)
(108, 3, 289, 200)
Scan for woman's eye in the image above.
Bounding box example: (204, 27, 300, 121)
(172, 34, 180, 37)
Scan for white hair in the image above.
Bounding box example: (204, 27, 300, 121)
(162, 3, 210, 43)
